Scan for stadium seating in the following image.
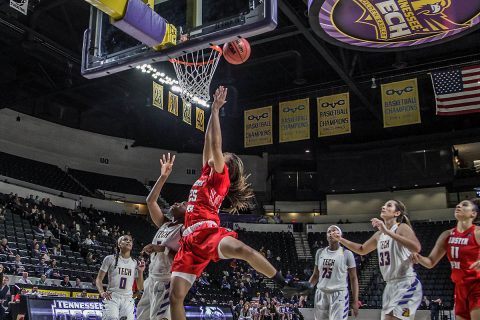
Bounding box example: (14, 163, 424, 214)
(69, 168, 149, 196)
(0, 151, 89, 196)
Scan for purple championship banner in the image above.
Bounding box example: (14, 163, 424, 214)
(308, 0, 480, 51)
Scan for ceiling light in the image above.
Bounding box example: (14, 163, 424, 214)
(305, 149, 310, 153)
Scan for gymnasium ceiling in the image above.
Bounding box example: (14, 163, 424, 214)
(0, 0, 479, 156)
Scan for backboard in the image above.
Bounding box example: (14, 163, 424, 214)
(81, 0, 277, 79)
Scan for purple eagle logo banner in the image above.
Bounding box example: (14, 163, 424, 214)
(309, 0, 480, 50)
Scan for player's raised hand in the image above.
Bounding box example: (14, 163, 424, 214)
(371, 218, 387, 233)
(469, 260, 480, 269)
(160, 153, 175, 178)
(212, 86, 228, 111)
(137, 259, 146, 273)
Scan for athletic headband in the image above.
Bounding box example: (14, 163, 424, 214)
(328, 225, 342, 236)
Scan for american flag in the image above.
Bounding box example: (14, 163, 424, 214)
(430, 65, 480, 116)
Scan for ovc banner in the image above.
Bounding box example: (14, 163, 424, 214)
(196, 107, 205, 132)
(168, 92, 179, 116)
(279, 98, 310, 143)
(244, 106, 273, 148)
(317, 92, 351, 137)
(381, 78, 421, 128)
(152, 82, 164, 109)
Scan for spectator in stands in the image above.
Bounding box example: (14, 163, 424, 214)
(239, 302, 253, 320)
(258, 216, 268, 224)
(266, 250, 272, 260)
(60, 275, 72, 287)
(17, 272, 32, 285)
(273, 212, 283, 224)
(52, 243, 62, 256)
(46, 259, 61, 279)
(312, 241, 320, 251)
(0, 275, 10, 320)
(14, 255, 24, 274)
(86, 252, 97, 265)
(0, 239, 14, 256)
(91, 235, 98, 246)
(35, 274, 49, 286)
(35, 258, 49, 276)
(430, 298, 442, 320)
(74, 278, 84, 289)
(259, 246, 266, 257)
(221, 276, 231, 290)
(32, 224, 44, 237)
(43, 225, 54, 239)
(83, 235, 94, 247)
(39, 239, 48, 255)
(80, 290, 88, 298)
(29, 286, 43, 298)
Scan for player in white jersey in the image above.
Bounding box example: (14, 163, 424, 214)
(309, 225, 359, 320)
(96, 235, 145, 320)
(137, 153, 185, 320)
(334, 200, 423, 320)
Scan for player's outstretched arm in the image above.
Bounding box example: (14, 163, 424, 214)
(147, 153, 175, 228)
(335, 231, 379, 256)
(411, 230, 449, 269)
(209, 86, 228, 173)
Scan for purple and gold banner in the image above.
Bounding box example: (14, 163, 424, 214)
(309, 0, 480, 50)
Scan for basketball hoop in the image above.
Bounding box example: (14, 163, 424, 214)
(169, 45, 222, 105)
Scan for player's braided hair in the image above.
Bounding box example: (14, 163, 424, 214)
(392, 200, 412, 228)
(470, 198, 480, 221)
(224, 152, 254, 213)
(113, 235, 125, 269)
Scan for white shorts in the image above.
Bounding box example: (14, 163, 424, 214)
(102, 292, 135, 320)
(381, 277, 422, 320)
(137, 277, 171, 320)
(314, 289, 349, 320)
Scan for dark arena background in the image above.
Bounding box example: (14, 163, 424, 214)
(0, 0, 479, 319)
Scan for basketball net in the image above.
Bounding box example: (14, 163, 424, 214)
(170, 46, 222, 104)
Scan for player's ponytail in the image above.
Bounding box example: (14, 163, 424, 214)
(224, 153, 254, 213)
(113, 236, 123, 268)
(392, 199, 412, 228)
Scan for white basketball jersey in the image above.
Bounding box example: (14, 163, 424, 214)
(148, 222, 182, 279)
(100, 255, 137, 296)
(377, 223, 416, 282)
(315, 247, 356, 291)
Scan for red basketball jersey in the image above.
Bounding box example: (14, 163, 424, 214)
(445, 225, 480, 283)
(184, 163, 230, 228)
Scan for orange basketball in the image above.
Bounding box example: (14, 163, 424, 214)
(223, 38, 251, 65)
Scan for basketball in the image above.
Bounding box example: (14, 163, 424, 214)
(223, 38, 251, 65)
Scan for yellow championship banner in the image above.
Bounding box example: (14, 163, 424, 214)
(72, 291, 100, 299)
(244, 106, 273, 148)
(182, 100, 192, 125)
(152, 82, 164, 109)
(196, 107, 205, 132)
(279, 98, 310, 143)
(168, 92, 179, 116)
(24, 288, 70, 297)
(381, 79, 421, 128)
(317, 92, 351, 137)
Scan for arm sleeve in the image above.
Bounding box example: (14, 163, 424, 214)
(345, 250, 356, 268)
(100, 255, 112, 273)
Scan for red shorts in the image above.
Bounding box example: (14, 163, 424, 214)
(454, 280, 480, 319)
(171, 225, 237, 278)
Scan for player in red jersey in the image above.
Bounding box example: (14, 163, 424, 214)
(411, 198, 480, 320)
(169, 86, 312, 320)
